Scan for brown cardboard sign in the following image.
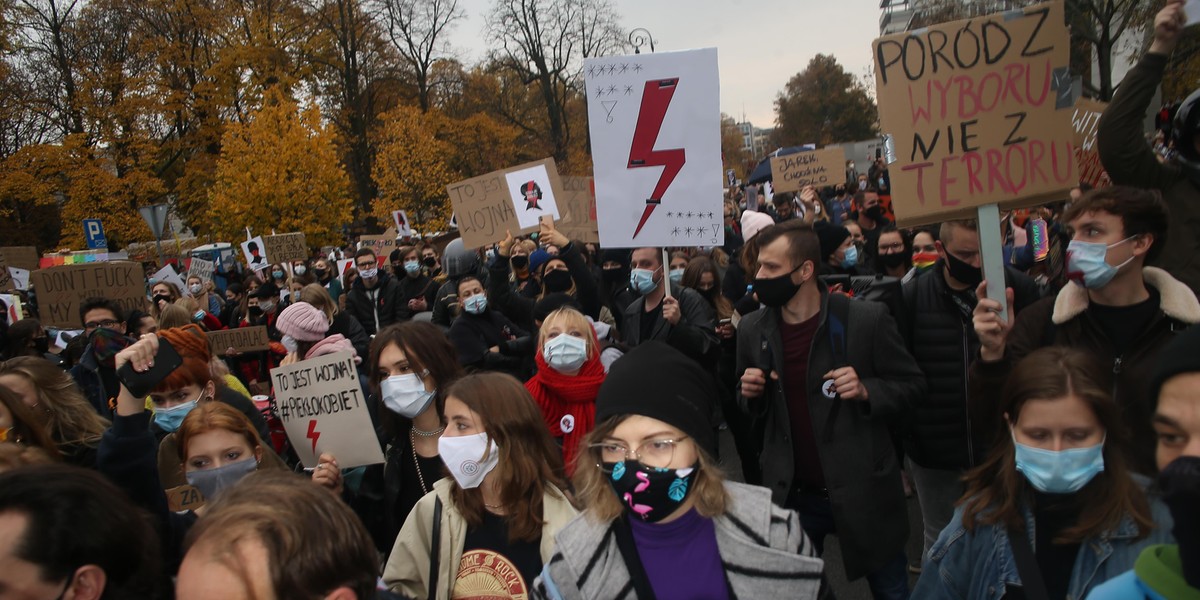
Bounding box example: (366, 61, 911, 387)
(262, 233, 308, 264)
(29, 262, 145, 329)
(770, 148, 846, 193)
(165, 485, 205, 512)
(0, 247, 39, 272)
(447, 158, 565, 249)
(207, 326, 271, 353)
(1072, 98, 1111, 189)
(357, 228, 398, 259)
(558, 176, 600, 244)
(0, 255, 11, 292)
(872, 0, 1076, 226)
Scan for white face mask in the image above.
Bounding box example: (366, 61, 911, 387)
(294, 265, 307, 275)
(281, 335, 298, 354)
(380, 372, 434, 418)
(543, 334, 588, 373)
(438, 432, 499, 489)
(188, 283, 203, 295)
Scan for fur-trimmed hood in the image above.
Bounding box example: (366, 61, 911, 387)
(1053, 267, 1200, 325)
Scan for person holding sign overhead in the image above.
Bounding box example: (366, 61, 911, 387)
(620, 246, 719, 368)
(490, 219, 602, 333)
(970, 187, 1200, 477)
(383, 372, 577, 600)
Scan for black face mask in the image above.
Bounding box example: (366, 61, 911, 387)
(754, 264, 804, 308)
(422, 256, 437, 268)
(943, 250, 982, 287)
(248, 305, 264, 317)
(314, 268, 328, 279)
(543, 269, 573, 293)
(1159, 455, 1200, 589)
(33, 337, 50, 354)
(153, 294, 172, 306)
(511, 255, 529, 269)
(601, 267, 627, 285)
(864, 205, 885, 222)
(879, 252, 908, 270)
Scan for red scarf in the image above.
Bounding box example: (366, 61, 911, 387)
(525, 346, 606, 475)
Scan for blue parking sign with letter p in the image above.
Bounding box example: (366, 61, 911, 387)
(83, 219, 107, 249)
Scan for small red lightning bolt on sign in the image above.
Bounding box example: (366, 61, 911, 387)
(628, 78, 686, 239)
(306, 419, 321, 454)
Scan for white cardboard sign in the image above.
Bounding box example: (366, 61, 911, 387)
(240, 236, 268, 272)
(392, 210, 412, 238)
(270, 351, 385, 469)
(151, 264, 191, 297)
(584, 48, 724, 249)
(8, 267, 30, 291)
(505, 164, 561, 230)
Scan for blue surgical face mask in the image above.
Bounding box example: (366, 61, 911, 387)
(1066, 237, 1137, 289)
(272, 270, 284, 280)
(404, 260, 421, 275)
(630, 268, 659, 295)
(543, 334, 589, 372)
(186, 456, 258, 501)
(380, 372, 434, 418)
(1013, 431, 1106, 494)
(154, 395, 201, 433)
(668, 268, 685, 285)
(463, 294, 488, 315)
(841, 244, 859, 269)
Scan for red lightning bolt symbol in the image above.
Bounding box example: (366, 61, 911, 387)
(306, 419, 320, 454)
(628, 78, 686, 239)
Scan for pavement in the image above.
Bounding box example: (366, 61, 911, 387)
(717, 428, 926, 599)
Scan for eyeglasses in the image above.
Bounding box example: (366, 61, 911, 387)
(589, 436, 689, 471)
(84, 319, 120, 331)
(356, 261, 376, 269)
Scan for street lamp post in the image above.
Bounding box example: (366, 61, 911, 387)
(628, 28, 655, 54)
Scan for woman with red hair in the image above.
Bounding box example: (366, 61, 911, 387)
(524, 306, 606, 475)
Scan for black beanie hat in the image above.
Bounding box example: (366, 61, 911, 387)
(533, 293, 582, 323)
(813, 221, 850, 261)
(1150, 326, 1200, 402)
(595, 341, 718, 456)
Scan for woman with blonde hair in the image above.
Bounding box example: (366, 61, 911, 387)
(150, 280, 182, 321)
(524, 306, 606, 475)
(536, 341, 826, 599)
(0, 356, 109, 466)
(384, 371, 577, 599)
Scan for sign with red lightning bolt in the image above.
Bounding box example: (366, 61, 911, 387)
(585, 48, 723, 249)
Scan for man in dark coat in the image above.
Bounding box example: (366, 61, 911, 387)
(736, 220, 924, 597)
(900, 219, 1040, 564)
(344, 248, 403, 336)
(619, 246, 719, 368)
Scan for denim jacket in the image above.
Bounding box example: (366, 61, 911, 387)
(914, 487, 1175, 600)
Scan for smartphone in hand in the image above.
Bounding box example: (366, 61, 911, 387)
(116, 336, 184, 398)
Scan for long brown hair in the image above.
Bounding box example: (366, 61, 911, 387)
(681, 256, 732, 319)
(0, 357, 109, 447)
(0, 385, 58, 456)
(369, 322, 463, 438)
(446, 373, 569, 542)
(959, 347, 1153, 543)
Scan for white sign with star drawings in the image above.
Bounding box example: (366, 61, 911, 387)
(584, 48, 723, 249)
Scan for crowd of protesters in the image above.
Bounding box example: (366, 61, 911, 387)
(2, 3, 1200, 599)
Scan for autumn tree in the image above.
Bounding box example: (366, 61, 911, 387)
(774, 54, 878, 148)
(208, 90, 354, 246)
(377, 0, 462, 112)
(486, 0, 624, 164)
(721, 114, 751, 180)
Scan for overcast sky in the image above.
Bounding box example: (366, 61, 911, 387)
(448, 0, 884, 129)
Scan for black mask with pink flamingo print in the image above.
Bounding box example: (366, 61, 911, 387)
(604, 460, 700, 523)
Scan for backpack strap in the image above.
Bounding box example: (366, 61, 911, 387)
(428, 496, 442, 598)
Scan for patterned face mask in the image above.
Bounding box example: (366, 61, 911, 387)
(604, 460, 699, 523)
(89, 327, 132, 368)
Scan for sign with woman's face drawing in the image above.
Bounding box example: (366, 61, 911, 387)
(505, 164, 560, 230)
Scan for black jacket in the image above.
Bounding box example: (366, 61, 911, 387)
(620, 283, 719, 367)
(329, 310, 371, 365)
(901, 263, 1040, 470)
(735, 287, 924, 580)
(487, 241, 601, 332)
(346, 272, 403, 336)
(447, 309, 530, 379)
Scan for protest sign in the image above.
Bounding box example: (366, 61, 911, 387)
(770, 147, 847, 193)
(187, 257, 216, 283)
(7, 267, 29, 291)
(337, 259, 354, 277)
(151, 264, 190, 297)
(0, 256, 10, 291)
(166, 485, 205, 512)
(447, 158, 565, 249)
(358, 228, 398, 258)
(584, 48, 724, 249)
(559, 177, 600, 244)
(872, 0, 1077, 225)
(207, 326, 270, 353)
(263, 233, 308, 264)
(0, 247, 39, 272)
(1072, 98, 1111, 189)
(29, 262, 144, 329)
(241, 237, 268, 272)
(0, 294, 21, 323)
(270, 351, 385, 468)
(392, 210, 412, 237)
